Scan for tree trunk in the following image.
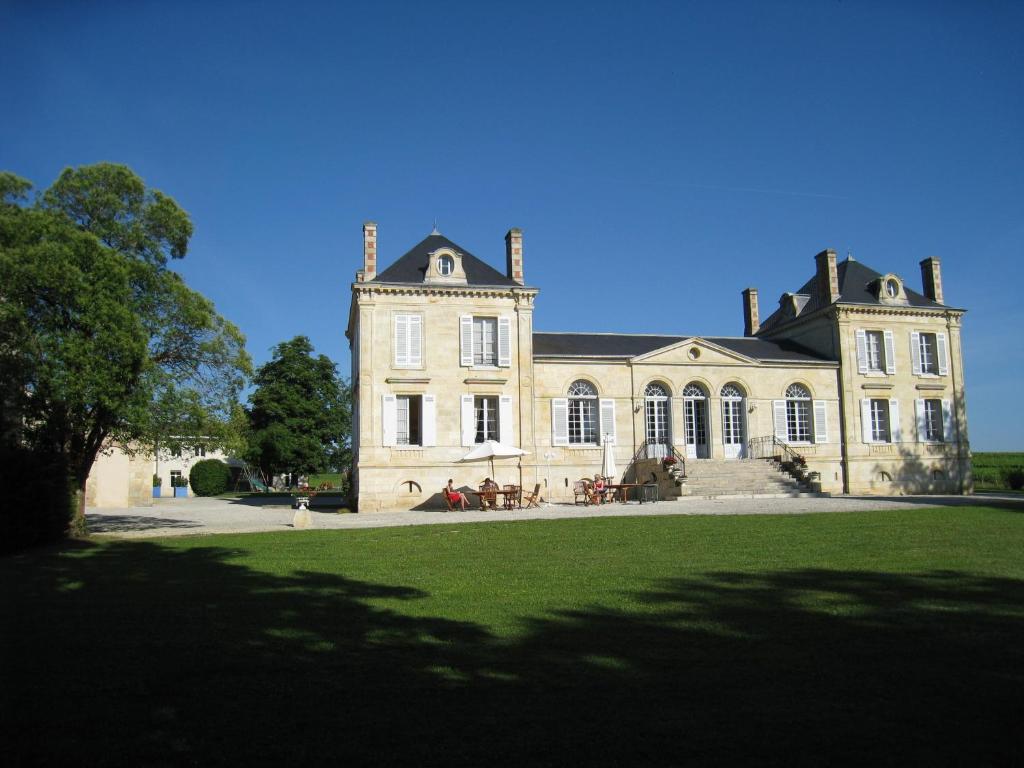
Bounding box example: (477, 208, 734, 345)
(71, 472, 89, 537)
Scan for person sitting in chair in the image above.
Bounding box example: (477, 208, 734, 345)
(592, 474, 607, 504)
(445, 479, 469, 511)
(480, 477, 499, 510)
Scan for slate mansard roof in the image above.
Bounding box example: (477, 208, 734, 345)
(371, 233, 523, 288)
(532, 332, 833, 364)
(758, 257, 955, 334)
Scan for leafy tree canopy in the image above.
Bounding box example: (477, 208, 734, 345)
(248, 336, 350, 480)
(0, 164, 251, 529)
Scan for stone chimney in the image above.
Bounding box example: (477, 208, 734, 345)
(814, 249, 839, 304)
(742, 288, 760, 337)
(505, 228, 524, 285)
(920, 256, 943, 304)
(362, 221, 377, 282)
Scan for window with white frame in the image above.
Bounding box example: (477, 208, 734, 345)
(785, 384, 812, 443)
(911, 330, 948, 376)
(644, 382, 670, 447)
(473, 318, 497, 366)
(396, 395, 422, 446)
(922, 399, 943, 442)
(393, 314, 422, 368)
(568, 380, 598, 445)
(195, 445, 206, 458)
(474, 396, 499, 443)
(865, 331, 884, 371)
(720, 383, 744, 446)
(856, 328, 895, 375)
(869, 399, 890, 442)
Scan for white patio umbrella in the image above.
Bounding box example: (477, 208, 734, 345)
(457, 440, 530, 484)
(601, 436, 617, 483)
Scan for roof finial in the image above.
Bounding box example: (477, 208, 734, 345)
(846, 249, 855, 262)
(430, 219, 440, 236)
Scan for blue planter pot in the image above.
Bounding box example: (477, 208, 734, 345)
(174, 486, 188, 498)
(152, 487, 161, 498)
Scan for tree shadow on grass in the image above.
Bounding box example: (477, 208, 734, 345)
(2, 543, 1022, 765)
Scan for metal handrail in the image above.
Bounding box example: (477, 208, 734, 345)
(748, 435, 806, 467)
(623, 439, 685, 482)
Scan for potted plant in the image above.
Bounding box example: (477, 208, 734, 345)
(152, 474, 162, 498)
(172, 475, 188, 498)
(662, 455, 678, 469)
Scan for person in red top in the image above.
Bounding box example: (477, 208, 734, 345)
(592, 474, 607, 504)
(446, 479, 469, 511)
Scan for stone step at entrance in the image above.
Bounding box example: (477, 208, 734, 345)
(638, 457, 824, 500)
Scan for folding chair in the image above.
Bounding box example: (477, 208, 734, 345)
(523, 483, 542, 509)
(573, 480, 590, 505)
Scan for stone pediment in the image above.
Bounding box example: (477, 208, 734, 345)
(631, 337, 757, 366)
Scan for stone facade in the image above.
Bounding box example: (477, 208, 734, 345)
(87, 442, 232, 507)
(347, 227, 971, 511)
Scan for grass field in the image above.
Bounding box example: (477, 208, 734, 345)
(973, 452, 1024, 490)
(3, 507, 1022, 765)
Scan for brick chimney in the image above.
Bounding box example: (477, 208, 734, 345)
(362, 221, 377, 282)
(742, 288, 759, 336)
(505, 227, 524, 285)
(920, 256, 943, 304)
(815, 249, 839, 304)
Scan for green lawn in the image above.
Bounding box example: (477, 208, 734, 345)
(3, 507, 1023, 765)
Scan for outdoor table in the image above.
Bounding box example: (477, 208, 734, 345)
(469, 489, 520, 510)
(605, 483, 643, 503)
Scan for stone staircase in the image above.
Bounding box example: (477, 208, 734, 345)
(634, 457, 822, 500)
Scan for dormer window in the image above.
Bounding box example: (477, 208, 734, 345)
(876, 274, 906, 304)
(885, 278, 899, 298)
(438, 255, 454, 276)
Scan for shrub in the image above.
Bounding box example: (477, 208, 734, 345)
(189, 459, 230, 496)
(1002, 467, 1024, 491)
(152, 473, 161, 487)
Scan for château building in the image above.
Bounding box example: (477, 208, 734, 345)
(346, 223, 970, 511)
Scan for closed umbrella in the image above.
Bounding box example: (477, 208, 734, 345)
(601, 436, 617, 483)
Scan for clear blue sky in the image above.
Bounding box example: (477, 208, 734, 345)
(2, 1, 1022, 450)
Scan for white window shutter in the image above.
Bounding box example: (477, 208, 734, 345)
(915, 399, 927, 442)
(773, 400, 787, 442)
(861, 399, 873, 443)
(600, 399, 616, 445)
(942, 399, 953, 443)
(420, 394, 436, 446)
(910, 331, 922, 375)
(888, 398, 901, 442)
(936, 332, 949, 375)
(408, 315, 422, 367)
(461, 395, 475, 447)
(813, 400, 828, 443)
(883, 329, 896, 374)
(394, 316, 408, 367)
(497, 317, 512, 367)
(552, 398, 569, 446)
(855, 329, 868, 374)
(499, 395, 514, 444)
(382, 395, 397, 447)
(460, 315, 474, 366)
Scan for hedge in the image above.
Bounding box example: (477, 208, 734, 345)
(189, 459, 231, 496)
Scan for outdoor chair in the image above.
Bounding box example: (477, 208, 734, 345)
(443, 488, 456, 512)
(503, 484, 521, 509)
(523, 483, 542, 509)
(479, 483, 497, 510)
(573, 480, 590, 505)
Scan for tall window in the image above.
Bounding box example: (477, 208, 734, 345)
(785, 384, 812, 443)
(396, 395, 422, 446)
(473, 318, 497, 366)
(865, 331, 884, 372)
(923, 399, 943, 442)
(644, 382, 670, 449)
(568, 380, 598, 445)
(721, 383, 744, 446)
(475, 396, 499, 443)
(918, 333, 938, 374)
(870, 399, 891, 442)
(682, 383, 708, 450)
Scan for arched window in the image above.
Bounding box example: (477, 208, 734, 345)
(644, 382, 671, 454)
(568, 380, 598, 445)
(681, 383, 709, 458)
(682, 383, 707, 399)
(720, 383, 745, 450)
(785, 384, 812, 443)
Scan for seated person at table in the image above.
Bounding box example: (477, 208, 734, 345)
(591, 474, 607, 504)
(480, 477, 499, 509)
(445, 479, 469, 511)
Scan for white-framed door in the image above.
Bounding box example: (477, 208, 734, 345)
(644, 383, 671, 459)
(721, 383, 746, 459)
(682, 383, 709, 459)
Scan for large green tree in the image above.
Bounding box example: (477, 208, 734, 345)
(0, 164, 250, 533)
(248, 336, 350, 482)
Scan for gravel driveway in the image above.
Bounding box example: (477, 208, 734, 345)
(85, 492, 1023, 539)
